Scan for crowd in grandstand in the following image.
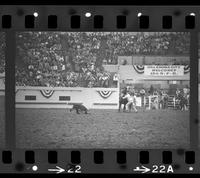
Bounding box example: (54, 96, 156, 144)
(15, 64, 117, 87)
(15, 32, 190, 87)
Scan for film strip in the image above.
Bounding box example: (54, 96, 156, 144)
(0, 5, 199, 174)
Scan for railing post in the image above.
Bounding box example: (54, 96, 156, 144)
(173, 96, 176, 109)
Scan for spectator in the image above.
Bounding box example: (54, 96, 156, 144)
(149, 85, 154, 95)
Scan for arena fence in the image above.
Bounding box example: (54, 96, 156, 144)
(15, 86, 190, 110)
(144, 95, 190, 110)
(15, 86, 119, 109)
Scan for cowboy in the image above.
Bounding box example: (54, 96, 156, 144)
(176, 88, 181, 97)
(140, 88, 146, 107)
(123, 91, 138, 112)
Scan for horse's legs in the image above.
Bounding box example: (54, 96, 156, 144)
(118, 103, 121, 112)
(129, 103, 133, 112)
(123, 104, 126, 112)
(76, 108, 80, 114)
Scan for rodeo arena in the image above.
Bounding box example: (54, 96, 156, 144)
(0, 32, 191, 148)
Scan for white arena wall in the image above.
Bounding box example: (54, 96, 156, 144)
(15, 87, 119, 109)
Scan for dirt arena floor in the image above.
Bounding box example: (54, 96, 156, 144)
(16, 107, 190, 149)
(0, 96, 5, 148)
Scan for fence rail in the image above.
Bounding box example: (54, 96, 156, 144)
(143, 95, 190, 109)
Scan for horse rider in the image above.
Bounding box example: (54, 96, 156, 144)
(118, 86, 128, 112)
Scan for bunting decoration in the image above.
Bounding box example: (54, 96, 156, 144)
(184, 65, 190, 74)
(132, 65, 145, 74)
(96, 90, 115, 99)
(15, 88, 19, 94)
(40, 89, 55, 98)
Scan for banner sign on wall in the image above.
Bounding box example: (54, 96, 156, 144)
(144, 65, 185, 76)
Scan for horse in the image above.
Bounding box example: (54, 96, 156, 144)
(118, 96, 128, 112)
(177, 93, 188, 111)
(118, 87, 128, 112)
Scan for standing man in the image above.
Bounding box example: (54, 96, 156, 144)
(140, 88, 146, 107)
(158, 90, 163, 109)
(132, 92, 138, 113)
(176, 88, 181, 97)
(122, 91, 138, 112)
(123, 91, 131, 112)
(183, 86, 189, 110)
(113, 73, 118, 88)
(163, 91, 169, 109)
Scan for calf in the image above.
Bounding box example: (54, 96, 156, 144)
(70, 104, 88, 114)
